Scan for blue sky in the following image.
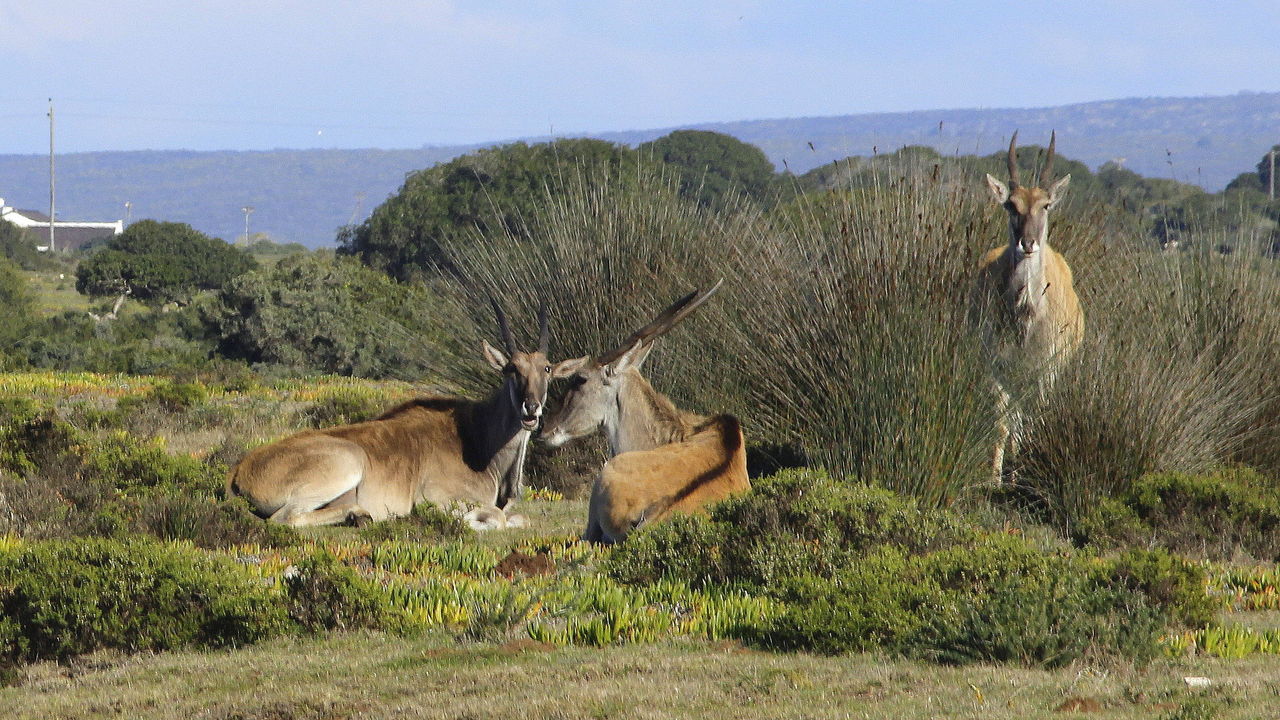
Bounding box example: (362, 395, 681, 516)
(1, 1, 1277, 155)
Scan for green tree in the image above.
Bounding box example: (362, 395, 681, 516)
(75, 220, 256, 305)
(0, 258, 35, 365)
(0, 220, 59, 271)
(337, 139, 642, 280)
(638, 130, 778, 208)
(201, 253, 460, 379)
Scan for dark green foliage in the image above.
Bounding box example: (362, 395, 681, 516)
(607, 469, 971, 590)
(75, 219, 256, 304)
(285, 551, 392, 633)
(0, 537, 290, 665)
(0, 401, 79, 478)
(16, 306, 214, 376)
(1076, 468, 1280, 562)
(203, 253, 459, 380)
(339, 139, 643, 279)
(638, 130, 778, 208)
(757, 548, 935, 655)
(0, 258, 36, 366)
(358, 501, 472, 543)
(610, 468, 1210, 665)
(1100, 548, 1217, 629)
(0, 220, 58, 271)
(117, 381, 208, 414)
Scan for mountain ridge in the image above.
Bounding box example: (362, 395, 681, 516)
(1, 91, 1277, 247)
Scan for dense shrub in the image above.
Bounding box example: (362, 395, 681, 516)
(75, 219, 256, 304)
(1076, 467, 1280, 561)
(203, 253, 461, 380)
(79, 431, 222, 497)
(285, 551, 393, 633)
(0, 538, 290, 666)
(607, 468, 971, 589)
(339, 138, 646, 280)
(609, 468, 1210, 665)
(134, 494, 301, 549)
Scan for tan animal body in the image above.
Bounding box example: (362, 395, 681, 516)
(541, 283, 749, 543)
(970, 132, 1084, 481)
(228, 303, 582, 529)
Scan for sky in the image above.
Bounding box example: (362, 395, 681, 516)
(1, 1, 1278, 155)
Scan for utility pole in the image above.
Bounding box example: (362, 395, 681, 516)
(241, 206, 254, 246)
(48, 99, 55, 253)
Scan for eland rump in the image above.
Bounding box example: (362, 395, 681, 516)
(970, 131, 1084, 482)
(228, 302, 581, 529)
(541, 282, 749, 543)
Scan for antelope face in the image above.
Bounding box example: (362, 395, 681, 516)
(986, 176, 1070, 257)
(985, 130, 1070, 257)
(484, 344, 586, 431)
(540, 359, 611, 447)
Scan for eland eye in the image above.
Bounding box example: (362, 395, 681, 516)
(544, 365, 552, 374)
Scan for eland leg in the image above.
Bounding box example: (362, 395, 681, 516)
(992, 385, 1013, 484)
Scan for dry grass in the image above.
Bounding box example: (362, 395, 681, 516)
(3, 633, 1279, 719)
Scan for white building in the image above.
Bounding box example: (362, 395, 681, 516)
(0, 197, 123, 251)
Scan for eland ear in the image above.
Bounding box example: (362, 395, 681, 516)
(985, 173, 1010, 204)
(551, 356, 591, 379)
(1048, 174, 1071, 207)
(605, 340, 651, 379)
(482, 340, 508, 371)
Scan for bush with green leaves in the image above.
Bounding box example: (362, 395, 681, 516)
(284, 551, 394, 633)
(608, 468, 1210, 665)
(302, 387, 385, 428)
(638, 129, 779, 209)
(203, 252, 461, 380)
(75, 219, 256, 305)
(0, 537, 290, 666)
(339, 138, 646, 280)
(607, 468, 972, 590)
(1076, 467, 1280, 562)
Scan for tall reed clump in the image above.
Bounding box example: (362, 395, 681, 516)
(1017, 230, 1280, 531)
(434, 158, 1005, 506)
(431, 161, 765, 495)
(431, 154, 1280, 514)
(730, 166, 1004, 505)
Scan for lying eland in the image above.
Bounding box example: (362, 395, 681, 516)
(228, 300, 581, 529)
(541, 281, 749, 543)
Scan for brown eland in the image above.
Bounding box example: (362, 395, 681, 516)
(541, 281, 749, 543)
(228, 301, 583, 529)
(969, 131, 1084, 482)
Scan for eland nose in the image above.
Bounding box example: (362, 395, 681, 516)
(523, 401, 542, 417)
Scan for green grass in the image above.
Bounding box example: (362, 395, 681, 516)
(23, 269, 90, 316)
(3, 633, 1278, 719)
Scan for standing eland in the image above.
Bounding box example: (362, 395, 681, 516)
(541, 281, 749, 543)
(970, 131, 1084, 482)
(228, 301, 582, 529)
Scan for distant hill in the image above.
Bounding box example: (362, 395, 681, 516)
(1, 92, 1277, 248)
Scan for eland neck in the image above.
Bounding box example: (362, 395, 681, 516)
(607, 369, 703, 456)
